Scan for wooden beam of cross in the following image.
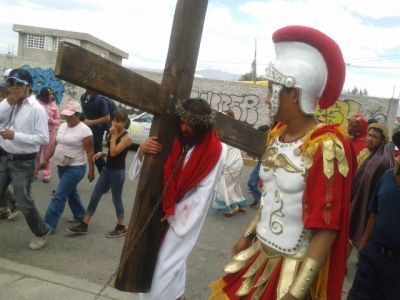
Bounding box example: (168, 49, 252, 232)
(55, 0, 265, 292)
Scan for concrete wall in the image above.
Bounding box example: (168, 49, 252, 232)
(134, 70, 399, 133)
(17, 33, 58, 63)
(80, 41, 122, 65)
(1, 57, 398, 134)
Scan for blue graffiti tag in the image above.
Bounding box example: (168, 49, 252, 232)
(20, 65, 64, 104)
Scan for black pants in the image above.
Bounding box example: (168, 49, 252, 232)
(348, 240, 400, 300)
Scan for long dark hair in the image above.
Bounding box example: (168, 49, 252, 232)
(112, 109, 130, 129)
(180, 98, 213, 136)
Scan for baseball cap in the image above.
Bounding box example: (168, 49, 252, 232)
(7, 68, 33, 85)
(61, 101, 82, 116)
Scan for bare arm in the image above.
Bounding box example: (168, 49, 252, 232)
(39, 141, 57, 170)
(283, 229, 337, 300)
(306, 229, 337, 262)
(44, 141, 57, 162)
(83, 135, 95, 182)
(109, 133, 132, 157)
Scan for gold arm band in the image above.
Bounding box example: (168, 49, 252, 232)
(243, 209, 261, 238)
(288, 257, 321, 300)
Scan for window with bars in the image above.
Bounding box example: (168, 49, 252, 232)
(25, 34, 46, 49)
(53, 37, 60, 52)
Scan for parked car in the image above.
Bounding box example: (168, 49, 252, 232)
(128, 112, 153, 146)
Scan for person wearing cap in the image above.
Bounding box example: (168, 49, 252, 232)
(349, 123, 393, 255)
(0, 68, 50, 250)
(34, 87, 61, 183)
(80, 89, 111, 173)
(40, 101, 94, 234)
(210, 26, 355, 300)
(348, 130, 400, 299)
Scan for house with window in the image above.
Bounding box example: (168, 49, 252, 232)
(13, 24, 129, 65)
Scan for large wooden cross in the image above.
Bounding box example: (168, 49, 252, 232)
(55, 0, 265, 292)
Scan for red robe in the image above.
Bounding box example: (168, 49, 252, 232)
(210, 123, 355, 300)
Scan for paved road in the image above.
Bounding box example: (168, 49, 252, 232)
(0, 150, 356, 299)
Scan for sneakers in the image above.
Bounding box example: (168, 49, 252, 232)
(106, 225, 127, 238)
(0, 207, 9, 219)
(67, 222, 88, 235)
(68, 216, 81, 223)
(7, 207, 20, 221)
(29, 230, 51, 250)
(249, 201, 259, 207)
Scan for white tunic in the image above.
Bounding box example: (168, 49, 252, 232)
(212, 143, 247, 212)
(129, 147, 224, 300)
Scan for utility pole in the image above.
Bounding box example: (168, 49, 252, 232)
(251, 38, 257, 84)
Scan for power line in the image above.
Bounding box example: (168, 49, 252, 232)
(346, 63, 400, 70)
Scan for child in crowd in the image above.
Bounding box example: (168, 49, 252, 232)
(68, 110, 132, 237)
(35, 87, 60, 182)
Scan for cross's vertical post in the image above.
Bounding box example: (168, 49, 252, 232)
(114, 0, 209, 292)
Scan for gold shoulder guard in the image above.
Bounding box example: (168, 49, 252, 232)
(303, 131, 349, 179)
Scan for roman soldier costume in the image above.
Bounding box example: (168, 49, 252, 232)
(210, 26, 355, 300)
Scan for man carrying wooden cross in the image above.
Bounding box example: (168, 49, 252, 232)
(128, 98, 225, 300)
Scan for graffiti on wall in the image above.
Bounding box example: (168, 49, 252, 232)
(316, 99, 361, 126)
(364, 106, 387, 124)
(316, 98, 388, 128)
(63, 81, 80, 100)
(191, 90, 261, 125)
(21, 65, 64, 104)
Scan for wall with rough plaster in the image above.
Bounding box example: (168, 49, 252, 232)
(135, 70, 399, 133)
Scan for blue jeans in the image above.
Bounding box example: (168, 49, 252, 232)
(0, 156, 49, 237)
(44, 165, 86, 232)
(247, 161, 261, 205)
(86, 167, 125, 219)
(348, 239, 400, 299)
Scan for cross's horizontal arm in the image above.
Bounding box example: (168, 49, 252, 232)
(55, 42, 167, 115)
(214, 112, 266, 157)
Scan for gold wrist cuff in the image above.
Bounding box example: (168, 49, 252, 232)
(288, 257, 321, 300)
(243, 209, 261, 238)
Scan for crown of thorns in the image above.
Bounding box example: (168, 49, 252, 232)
(175, 100, 215, 125)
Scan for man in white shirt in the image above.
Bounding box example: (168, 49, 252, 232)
(0, 68, 50, 250)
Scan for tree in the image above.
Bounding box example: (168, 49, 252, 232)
(239, 72, 265, 81)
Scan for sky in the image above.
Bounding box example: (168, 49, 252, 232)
(1, 0, 400, 100)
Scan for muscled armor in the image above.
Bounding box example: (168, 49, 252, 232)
(257, 137, 309, 255)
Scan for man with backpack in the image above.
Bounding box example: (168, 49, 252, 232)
(80, 89, 115, 173)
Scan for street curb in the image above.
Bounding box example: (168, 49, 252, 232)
(0, 258, 137, 300)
